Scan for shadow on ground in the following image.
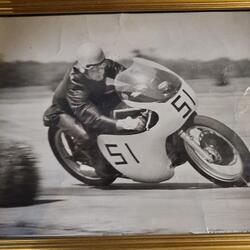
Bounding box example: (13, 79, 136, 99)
(33, 199, 65, 205)
(0, 199, 64, 208)
(97, 182, 219, 190)
(41, 182, 221, 196)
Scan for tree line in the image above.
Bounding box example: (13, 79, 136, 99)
(0, 56, 250, 88)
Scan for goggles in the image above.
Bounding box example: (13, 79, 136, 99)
(85, 58, 106, 70)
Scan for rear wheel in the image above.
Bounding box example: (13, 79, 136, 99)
(48, 127, 116, 186)
(184, 115, 250, 187)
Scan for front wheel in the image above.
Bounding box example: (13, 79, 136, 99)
(48, 127, 116, 186)
(183, 115, 250, 187)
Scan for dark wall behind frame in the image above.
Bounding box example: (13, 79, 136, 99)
(1, 0, 250, 249)
(0, 0, 250, 15)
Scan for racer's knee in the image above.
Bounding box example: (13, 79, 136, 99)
(58, 114, 90, 142)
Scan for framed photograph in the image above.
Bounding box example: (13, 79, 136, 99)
(1, 1, 250, 249)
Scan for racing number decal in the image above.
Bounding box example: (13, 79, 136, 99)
(171, 95, 191, 118)
(171, 89, 196, 118)
(105, 144, 127, 165)
(105, 143, 140, 165)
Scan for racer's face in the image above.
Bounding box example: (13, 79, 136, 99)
(86, 61, 106, 81)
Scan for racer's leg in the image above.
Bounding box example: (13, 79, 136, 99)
(58, 114, 114, 178)
(58, 113, 90, 145)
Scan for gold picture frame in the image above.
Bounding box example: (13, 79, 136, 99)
(1, 1, 250, 249)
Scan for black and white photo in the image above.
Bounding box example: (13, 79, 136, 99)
(1, 12, 250, 236)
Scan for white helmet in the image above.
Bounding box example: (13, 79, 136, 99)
(76, 43, 105, 69)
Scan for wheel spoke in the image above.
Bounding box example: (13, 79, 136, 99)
(55, 129, 102, 180)
(185, 126, 243, 182)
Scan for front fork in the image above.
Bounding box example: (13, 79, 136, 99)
(178, 130, 213, 162)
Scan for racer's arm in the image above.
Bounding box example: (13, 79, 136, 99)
(66, 86, 117, 133)
(66, 87, 143, 133)
(66, 62, 140, 133)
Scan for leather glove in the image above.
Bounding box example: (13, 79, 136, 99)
(116, 116, 145, 131)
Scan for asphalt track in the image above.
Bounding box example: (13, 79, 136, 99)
(1, 83, 250, 236)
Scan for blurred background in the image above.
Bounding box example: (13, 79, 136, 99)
(0, 12, 250, 90)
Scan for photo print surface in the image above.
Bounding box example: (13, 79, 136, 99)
(0, 12, 250, 236)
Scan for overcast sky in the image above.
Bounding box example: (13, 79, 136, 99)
(0, 12, 250, 62)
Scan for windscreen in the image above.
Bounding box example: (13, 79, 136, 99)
(115, 58, 182, 103)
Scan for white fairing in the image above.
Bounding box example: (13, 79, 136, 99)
(98, 59, 197, 183)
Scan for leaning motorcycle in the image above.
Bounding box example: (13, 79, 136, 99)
(48, 58, 250, 187)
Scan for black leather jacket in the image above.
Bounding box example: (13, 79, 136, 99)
(52, 59, 126, 133)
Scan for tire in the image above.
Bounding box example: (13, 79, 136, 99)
(184, 115, 250, 187)
(48, 127, 116, 186)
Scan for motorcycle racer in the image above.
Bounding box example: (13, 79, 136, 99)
(43, 43, 145, 177)
(47, 57, 250, 187)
